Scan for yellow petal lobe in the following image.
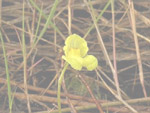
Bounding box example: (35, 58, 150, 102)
(62, 55, 83, 70)
(83, 55, 98, 71)
(64, 34, 88, 57)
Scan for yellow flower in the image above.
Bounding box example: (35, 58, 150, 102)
(62, 34, 98, 71)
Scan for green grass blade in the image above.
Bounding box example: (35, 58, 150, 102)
(84, 0, 111, 38)
(29, 0, 65, 40)
(34, 5, 43, 44)
(0, 31, 12, 113)
(29, 0, 47, 18)
(34, 0, 59, 45)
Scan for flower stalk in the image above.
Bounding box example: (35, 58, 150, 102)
(57, 63, 69, 113)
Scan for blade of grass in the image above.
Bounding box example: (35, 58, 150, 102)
(22, 2, 31, 113)
(33, 0, 60, 46)
(34, 4, 43, 44)
(84, 0, 111, 39)
(0, 31, 12, 113)
(29, 0, 65, 40)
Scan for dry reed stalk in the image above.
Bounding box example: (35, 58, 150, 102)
(0, 0, 1, 26)
(111, 0, 121, 98)
(128, 0, 147, 97)
(22, 2, 31, 113)
(79, 74, 104, 113)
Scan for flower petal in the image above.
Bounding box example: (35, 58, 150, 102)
(64, 34, 88, 57)
(62, 55, 83, 70)
(83, 55, 98, 71)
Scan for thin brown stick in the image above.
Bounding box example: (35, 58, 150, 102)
(128, 0, 147, 97)
(78, 74, 104, 113)
(0, 77, 106, 104)
(111, 0, 121, 98)
(68, 0, 72, 35)
(62, 78, 77, 113)
(22, 2, 31, 113)
(95, 69, 138, 113)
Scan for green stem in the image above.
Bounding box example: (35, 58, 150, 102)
(57, 63, 69, 113)
(0, 31, 12, 113)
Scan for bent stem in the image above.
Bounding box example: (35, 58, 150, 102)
(58, 62, 69, 113)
